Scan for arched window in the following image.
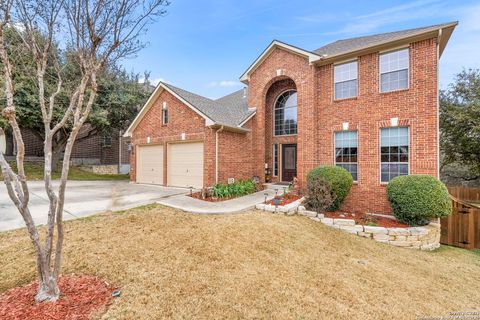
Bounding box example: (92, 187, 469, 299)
(274, 90, 297, 136)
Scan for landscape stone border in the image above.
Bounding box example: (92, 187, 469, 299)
(255, 201, 440, 251)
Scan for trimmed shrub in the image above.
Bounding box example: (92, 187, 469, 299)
(304, 175, 335, 213)
(387, 175, 452, 226)
(307, 166, 353, 211)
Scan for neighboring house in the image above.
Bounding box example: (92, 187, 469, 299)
(3, 126, 131, 173)
(124, 22, 457, 214)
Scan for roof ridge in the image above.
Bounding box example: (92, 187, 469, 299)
(314, 21, 458, 54)
(215, 88, 245, 101)
(335, 21, 457, 43)
(161, 81, 218, 104)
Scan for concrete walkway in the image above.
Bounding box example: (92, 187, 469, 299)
(157, 189, 281, 214)
(0, 181, 188, 232)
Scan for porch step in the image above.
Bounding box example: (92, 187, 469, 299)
(263, 183, 290, 194)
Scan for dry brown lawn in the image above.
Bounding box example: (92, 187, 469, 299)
(1, 204, 480, 319)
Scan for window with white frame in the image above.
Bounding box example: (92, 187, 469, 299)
(335, 131, 358, 181)
(380, 48, 409, 92)
(334, 61, 358, 100)
(273, 144, 278, 176)
(162, 105, 169, 125)
(274, 90, 297, 136)
(380, 127, 409, 182)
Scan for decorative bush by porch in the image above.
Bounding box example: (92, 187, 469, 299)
(387, 175, 452, 226)
(307, 166, 353, 211)
(304, 175, 335, 213)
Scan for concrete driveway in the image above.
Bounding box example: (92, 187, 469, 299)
(0, 181, 188, 232)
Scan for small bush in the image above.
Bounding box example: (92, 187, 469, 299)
(307, 166, 353, 211)
(387, 175, 452, 226)
(211, 179, 255, 198)
(304, 175, 335, 213)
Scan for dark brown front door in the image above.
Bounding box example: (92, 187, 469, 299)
(282, 144, 297, 182)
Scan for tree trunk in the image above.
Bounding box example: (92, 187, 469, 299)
(51, 146, 62, 172)
(51, 133, 68, 172)
(36, 268, 60, 302)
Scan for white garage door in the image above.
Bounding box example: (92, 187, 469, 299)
(136, 145, 164, 185)
(168, 142, 204, 188)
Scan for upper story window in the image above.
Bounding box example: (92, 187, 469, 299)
(380, 48, 409, 92)
(162, 102, 169, 125)
(334, 60, 358, 100)
(380, 127, 409, 182)
(335, 130, 358, 181)
(274, 90, 297, 136)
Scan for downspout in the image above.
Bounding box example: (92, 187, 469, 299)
(215, 126, 224, 184)
(436, 28, 442, 179)
(118, 130, 122, 174)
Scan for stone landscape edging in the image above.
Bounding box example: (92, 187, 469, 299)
(255, 200, 440, 251)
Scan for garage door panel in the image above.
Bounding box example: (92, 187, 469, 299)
(136, 145, 163, 185)
(168, 142, 204, 188)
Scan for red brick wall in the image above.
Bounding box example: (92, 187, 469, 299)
(131, 38, 439, 215)
(130, 87, 255, 186)
(315, 39, 438, 214)
(216, 120, 254, 183)
(248, 39, 439, 214)
(247, 47, 317, 186)
(20, 126, 129, 165)
(130, 88, 207, 184)
(264, 78, 297, 182)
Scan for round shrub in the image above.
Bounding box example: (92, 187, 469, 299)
(304, 175, 336, 213)
(307, 166, 353, 211)
(387, 175, 452, 226)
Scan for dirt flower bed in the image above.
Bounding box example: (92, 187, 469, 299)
(266, 194, 302, 206)
(324, 211, 410, 228)
(0, 275, 115, 320)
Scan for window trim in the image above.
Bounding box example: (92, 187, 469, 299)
(334, 130, 359, 182)
(379, 126, 410, 184)
(333, 60, 359, 100)
(162, 108, 169, 125)
(272, 144, 279, 177)
(273, 89, 298, 137)
(379, 48, 410, 93)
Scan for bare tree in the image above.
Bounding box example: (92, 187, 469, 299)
(0, 0, 169, 302)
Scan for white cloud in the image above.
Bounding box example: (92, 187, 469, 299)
(207, 80, 241, 88)
(331, 0, 447, 35)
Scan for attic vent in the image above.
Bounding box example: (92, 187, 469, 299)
(243, 87, 247, 98)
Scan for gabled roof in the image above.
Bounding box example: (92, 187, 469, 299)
(123, 82, 255, 137)
(313, 21, 457, 61)
(239, 40, 321, 83)
(240, 21, 457, 83)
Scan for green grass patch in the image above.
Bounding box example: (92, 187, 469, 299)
(3, 162, 129, 181)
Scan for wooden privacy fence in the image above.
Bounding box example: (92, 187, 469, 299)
(440, 190, 480, 250)
(447, 186, 480, 202)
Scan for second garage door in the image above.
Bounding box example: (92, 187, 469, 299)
(168, 142, 204, 188)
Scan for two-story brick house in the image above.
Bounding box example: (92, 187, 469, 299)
(124, 22, 457, 214)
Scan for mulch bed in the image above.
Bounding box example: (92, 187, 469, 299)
(325, 211, 410, 228)
(266, 195, 302, 206)
(0, 275, 116, 320)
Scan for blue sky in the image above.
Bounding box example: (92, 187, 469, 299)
(121, 0, 480, 99)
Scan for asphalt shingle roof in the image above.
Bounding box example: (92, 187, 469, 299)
(158, 23, 455, 127)
(162, 82, 254, 127)
(313, 22, 456, 57)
